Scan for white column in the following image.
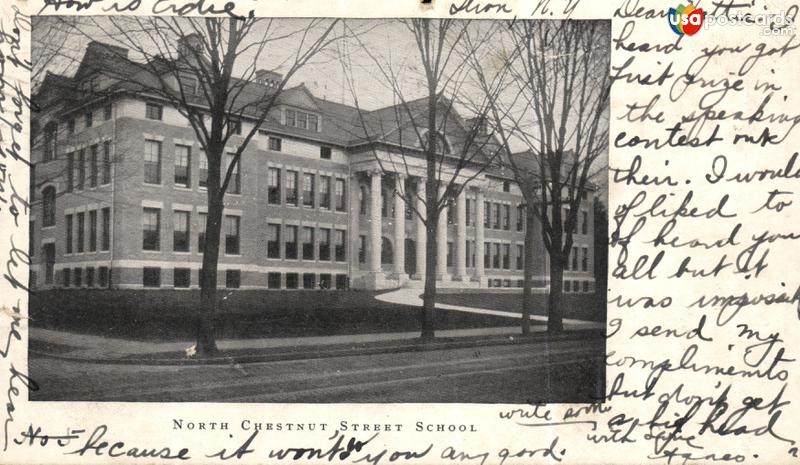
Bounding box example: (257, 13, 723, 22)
(369, 171, 382, 274)
(455, 186, 467, 280)
(414, 180, 426, 280)
(393, 174, 406, 278)
(475, 188, 485, 282)
(437, 184, 448, 280)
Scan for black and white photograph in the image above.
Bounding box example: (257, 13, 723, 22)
(27, 16, 610, 403)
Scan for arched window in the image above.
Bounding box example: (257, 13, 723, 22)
(42, 186, 56, 227)
(381, 237, 394, 265)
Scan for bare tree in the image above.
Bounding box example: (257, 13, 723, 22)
(43, 17, 342, 355)
(473, 20, 610, 334)
(339, 19, 511, 339)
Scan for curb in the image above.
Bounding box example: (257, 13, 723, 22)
(30, 329, 603, 366)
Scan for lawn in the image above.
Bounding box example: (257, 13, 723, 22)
(29, 289, 521, 342)
(436, 290, 605, 322)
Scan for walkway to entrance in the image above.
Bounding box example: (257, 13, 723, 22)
(374, 288, 604, 330)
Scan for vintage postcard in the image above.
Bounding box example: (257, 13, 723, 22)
(1, 0, 798, 463)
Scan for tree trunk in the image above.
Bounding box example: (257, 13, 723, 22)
(521, 206, 537, 336)
(421, 186, 439, 340)
(547, 254, 565, 334)
(197, 150, 224, 356)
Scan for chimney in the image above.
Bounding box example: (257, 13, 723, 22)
(255, 69, 283, 89)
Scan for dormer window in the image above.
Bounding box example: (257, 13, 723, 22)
(419, 130, 451, 154)
(284, 108, 320, 132)
(179, 75, 199, 95)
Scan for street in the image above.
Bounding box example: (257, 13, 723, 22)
(29, 337, 604, 403)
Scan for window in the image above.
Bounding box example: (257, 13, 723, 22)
(286, 273, 299, 289)
(583, 280, 590, 293)
(43, 122, 57, 161)
(582, 246, 589, 272)
(102, 141, 111, 185)
(493, 243, 501, 269)
(85, 111, 93, 129)
(581, 211, 588, 235)
(285, 109, 319, 130)
(77, 149, 85, 189)
(267, 167, 281, 204)
(142, 207, 160, 251)
(286, 170, 298, 206)
(502, 244, 510, 269)
(359, 235, 366, 263)
(335, 229, 346, 262)
(503, 205, 510, 230)
(268, 137, 282, 152)
(89, 145, 98, 188)
(230, 120, 242, 135)
(319, 274, 332, 289)
(516, 244, 524, 270)
(103, 103, 112, 120)
(303, 173, 315, 208)
(86, 267, 95, 287)
(173, 210, 190, 252)
(267, 272, 281, 289)
(572, 246, 579, 270)
(303, 273, 315, 289)
(446, 241, 453, 267)
(198, 213, 207, 253)
(29, 221, 35, 257)
(335, 178, 346, 212)
(67, 119, 75, 135)
(320, 146, 331, 160)
(145, 103, 163, 120)
(494, 202, 501, 229)
(174, 145, 191, 188)
(285, 225, 297, 259)
(42, 186, 56, 227)
(101, 208, 110, 251)
(199, 153, 208, 188)
(174, 268, 190, 288)
(564, 280, 571, 293)
(267, 223, 280, 258)
(179, 75, 198, 95)
(503, 181, 510, 192)
(319, 228, 331, 261)
(73, 268, 82, 287)
(226, 270, 241, 288)
(144, 140, 161, 184)
(225, 216, 240, 255)
(88, 210, 97, 252)
(63, 268, 71, 287)
(447, 200, 454, 224)
(319, 176, 331, 210)
(517, 205, 525, 232)
(67, 153, 74, 191)
(336, 274, 348, 290)
(359, 186, 368, 215)
(65, 214, 73, 253)
(99, 266, 109, 288)
(465, 199, 472, 226)
(484, 201, 491, 228)
(302, 227, 314, 260)
(484, 242, 490, 269)
(226, 153, 240, 194)
(143, 267, 161, 287)
(76, 212, 85, 253)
